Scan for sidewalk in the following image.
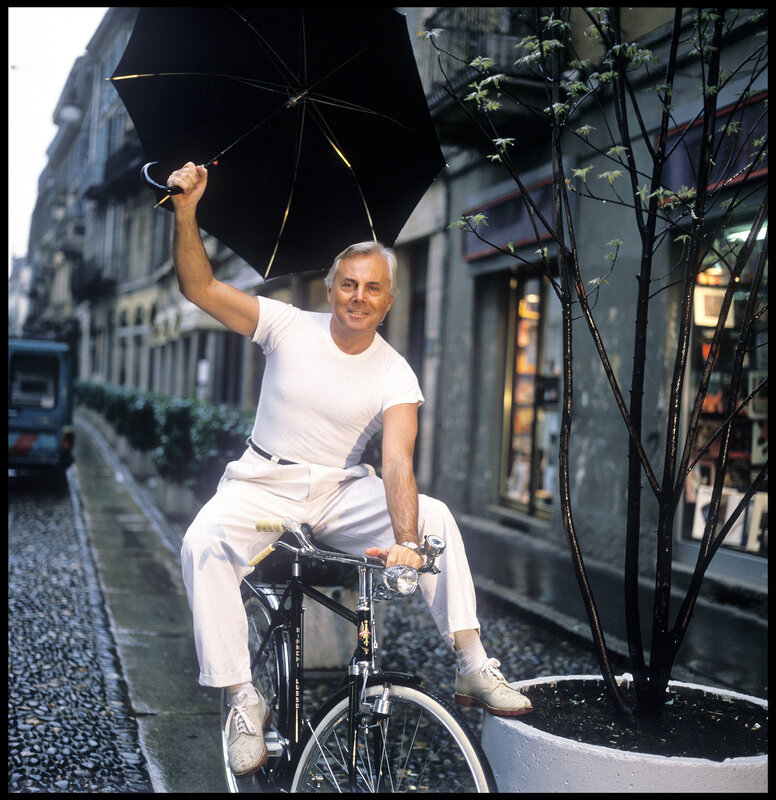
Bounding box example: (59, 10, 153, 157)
(72, 413, 226, 793)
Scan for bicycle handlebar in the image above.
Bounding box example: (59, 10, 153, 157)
(250, 517, 445, 574)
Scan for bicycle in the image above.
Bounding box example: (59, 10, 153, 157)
(220, 516, 497, 793)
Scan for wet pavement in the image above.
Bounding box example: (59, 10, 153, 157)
(64, 409, 767, 792)
(463, 519, 769, 700)
(71, 413, 225, 793)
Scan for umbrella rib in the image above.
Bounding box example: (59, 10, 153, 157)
(229, 6, 380, 268)
(306, 103, 377, 245)
(229, 7, 305, 94)
(229, 8, 393, 127)
(264, 103, 307, 279)
(303, 93, 413, 132)
(110, 71, 291, 97)
(263, 99, 377, 279)
(112, 69, 408, 130)
(111, 72, 405, 128)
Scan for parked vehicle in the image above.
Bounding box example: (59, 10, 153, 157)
(8, 339, 74, 477)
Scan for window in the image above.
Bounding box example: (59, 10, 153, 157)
(501, 274, 561, 518)
(404, 240, 428, 383)
(462, 178, 554, 262)
(681, 221, 768, 559)
(10, 355, 59, 410)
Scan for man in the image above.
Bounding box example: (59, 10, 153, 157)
(168, 162, 532, 777)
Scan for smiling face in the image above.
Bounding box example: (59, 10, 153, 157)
(327, 252, 394, 354)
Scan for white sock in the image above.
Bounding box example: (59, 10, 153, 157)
(227, 682, 259, 706)
(453, 629, 488, 676)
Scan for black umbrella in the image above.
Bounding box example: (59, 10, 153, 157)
(110, 7, 445, 279)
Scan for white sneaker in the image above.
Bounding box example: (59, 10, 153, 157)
(225, 691, 272, 776)
(455, 658, 533, 717)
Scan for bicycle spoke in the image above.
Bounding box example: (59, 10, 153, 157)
(308, 723, 344, 792)
(291, 683, 493, 792)
(374, 720, 395, 792)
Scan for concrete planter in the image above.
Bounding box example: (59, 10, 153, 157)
(127, 447, 158, 481)
(152, 477, 202, 520)
(481, 674, 767, 793)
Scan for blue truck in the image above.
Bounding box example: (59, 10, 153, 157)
(8, 338, 75, 477)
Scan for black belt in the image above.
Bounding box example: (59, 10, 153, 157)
(248, 438, 297, 466)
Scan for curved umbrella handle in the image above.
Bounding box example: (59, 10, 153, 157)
(141, 162, 183, 195)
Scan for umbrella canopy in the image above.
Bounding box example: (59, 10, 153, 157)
(110, 7, 445, 279)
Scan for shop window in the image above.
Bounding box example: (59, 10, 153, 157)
(681, 221, 768, 559)
(501, 274, 561, 518)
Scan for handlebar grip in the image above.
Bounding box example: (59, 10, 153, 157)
(141, 161, 183, 195)
(255, 518, 287, 533)
(249, 543, 277, 567)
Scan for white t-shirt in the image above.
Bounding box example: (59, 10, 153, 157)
(250, 296, 424, 468)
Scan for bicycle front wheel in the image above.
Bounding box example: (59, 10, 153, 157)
(289, 679, 496, 792)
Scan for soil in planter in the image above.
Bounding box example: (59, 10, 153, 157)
(519, 679, 767, 761)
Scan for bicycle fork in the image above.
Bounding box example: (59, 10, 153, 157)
(344, 566, 395, 791)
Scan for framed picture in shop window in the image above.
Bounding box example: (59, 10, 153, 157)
(690, 484, 746, 547)
(747, 370, 768, 420)
(751, 420, 767, 464)
(745, 492, 768, 554)
(691, 484, 769, 554)
(693, 286, 736, 328)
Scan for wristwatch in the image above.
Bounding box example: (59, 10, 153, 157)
(398, 541, 421, 553)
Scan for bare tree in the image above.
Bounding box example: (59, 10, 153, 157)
(422, 7, 768, 720)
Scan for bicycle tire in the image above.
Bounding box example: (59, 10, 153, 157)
(288, 678, 497, 792)
(222, 583, 291, 793)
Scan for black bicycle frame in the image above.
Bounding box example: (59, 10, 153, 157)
(249, 553, 386, 790)
(250, 557, 361, 728)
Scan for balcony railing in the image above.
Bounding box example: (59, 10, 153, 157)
(71, 259, 116, 304)
(418, 8, 544, 108)
(86, 138, 145, 200)
(103, 139, 145, 184)
(416, 7, 555, 147)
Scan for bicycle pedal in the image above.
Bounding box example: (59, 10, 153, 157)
(264, 728, 286, 756)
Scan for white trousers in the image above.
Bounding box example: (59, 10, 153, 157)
(180, 446, 481, 687)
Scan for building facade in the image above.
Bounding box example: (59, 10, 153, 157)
(403, 7, 767, 602)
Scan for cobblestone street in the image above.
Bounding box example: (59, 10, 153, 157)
(8, 475, 152, 793)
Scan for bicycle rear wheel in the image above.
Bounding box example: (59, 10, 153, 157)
(222, 582, 290, 793)
(289, 679, 496, 792)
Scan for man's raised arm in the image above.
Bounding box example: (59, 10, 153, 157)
(168, 162, 259, 337)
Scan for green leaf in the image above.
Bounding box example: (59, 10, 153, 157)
(572, 165, 594, 183)
(575, 124, 596, 138)
(493, 137, 515, 151)
(470, 55, 495, 71)
(597, 169, 623, 185)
